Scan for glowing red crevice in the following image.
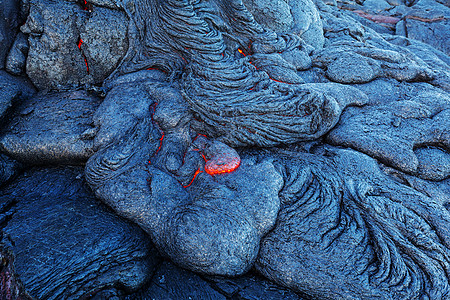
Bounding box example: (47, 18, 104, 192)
(269, 77, 289, 84)
(183, 169, 202, 188)
(76, 38, 90, 74)
(155, 133, 164, 155)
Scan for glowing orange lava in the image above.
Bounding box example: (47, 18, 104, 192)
(237, 48, 246, 57)
(205, 156, 240, 175)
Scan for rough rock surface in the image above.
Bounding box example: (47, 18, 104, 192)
(255, 146, 450, 299)
(0, 167, 159, 299)
(128, 261, 305, 299)
(243, 0, 294, 32)
(395, 0, 450, 55)
(327, 81, 450, 180)
(0, 154, 21, 187)
(128, 261, 228, 300)
(79, 7, 128, 83)
(22, 0, 91, 90)
(0, 71, 35, 124)
(5, 32, 28, 76)
(22, 0, 128, 90)
(0, 90, 101, 165)
(0, 0, 449, 299)
(0, 0, 22, 69)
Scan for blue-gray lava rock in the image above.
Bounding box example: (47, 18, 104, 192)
(255, 146, 450, 299)
(0, 0, 22, 69)
(0, 90, 101, 165)
(0, 0, 449, 299)
(0, 71, 35, 124)
(0, 167, 159, 299)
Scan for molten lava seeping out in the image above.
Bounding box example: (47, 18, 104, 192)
(77, 38, 90, 74)
(205, 155, 240, 175)
(203, 143, 241, 176)
(183, 169, 202, 188)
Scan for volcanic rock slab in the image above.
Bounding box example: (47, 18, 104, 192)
(255, 146, 450, 299)
(327, 81, 450, 180)
(0, 90, 101, 165)
(22, 0, 128, 90)
(0, 71, 35, 124)
(0, 0, 22, 69)
(0, 167, 159, 299)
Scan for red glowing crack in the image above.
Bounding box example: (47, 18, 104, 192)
(77, 38, 90, 74)
(183, 169, 202, 188)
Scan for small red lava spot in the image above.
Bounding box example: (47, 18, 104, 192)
(205, 155, 240, 175)
(81, 0, 93, 11)
(237, 48, 246, 57)
(77, 38, 83, 49)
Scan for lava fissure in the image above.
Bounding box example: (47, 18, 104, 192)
(76, 38, 90, 74)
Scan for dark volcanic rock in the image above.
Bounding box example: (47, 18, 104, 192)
(128, 261, 227, 300)
(21, 0, 90, 90)
(0, 167, 159, 299)
(255, 147, 450, 299)
(395, 0, 450, 55)
(22, 0, 128, 90)
(129, 261, 305, 300)
(0, 0, 21, 69)
(0, 90, 101, 165)
(207, 271, 305, 299)
(0, 154, 21, 187)
(0, 70, 35, 124)
(86, 78, 285, 277)
(242, 0, 294, 32)
(327, 81, 450, 179)
(5, 32, 29, 76)
(79, 7, 128, 84)
(1, 0, 449, 298)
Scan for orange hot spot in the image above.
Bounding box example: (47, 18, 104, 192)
(183, 169, 202, 188)
(205, 156, 240, 176)
(237, 48, 246, 57)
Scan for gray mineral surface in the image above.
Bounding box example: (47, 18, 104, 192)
(0, 0, 449, 299)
